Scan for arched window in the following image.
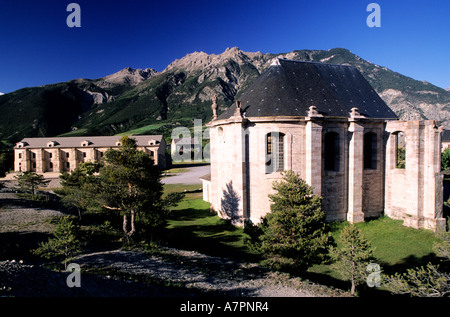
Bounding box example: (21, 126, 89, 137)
(394, 132, 406, 169)
(266, 132, 285, 174)
(364, 132, 377, 169)
(324, 132, 340, 171)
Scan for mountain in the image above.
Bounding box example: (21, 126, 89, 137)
(1, 47, 449, 144)
(446, 87, 450, 92)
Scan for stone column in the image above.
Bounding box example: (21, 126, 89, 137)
(37, 149, 45, 173)
(347, 121, 364, 223)
(422, 122, 446, 231)
(55, 149, 61, 172)
(404, 121, 422, 228)
(305, 119, 323, 196)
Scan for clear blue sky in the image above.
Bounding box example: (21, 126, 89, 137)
(0, 0, 449, 94)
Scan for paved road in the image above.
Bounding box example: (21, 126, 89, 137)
(3, 164, 211, 186)
(161, 164, 210, 185)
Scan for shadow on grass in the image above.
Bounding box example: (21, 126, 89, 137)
(160, 207, 261, 263)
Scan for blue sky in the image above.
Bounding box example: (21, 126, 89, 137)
(0, 0, 449, 93)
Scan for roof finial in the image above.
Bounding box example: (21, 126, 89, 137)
(234, 100, 242, 118)
(211, 94, 218, 120)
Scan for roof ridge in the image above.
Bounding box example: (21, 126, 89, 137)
(273, 58, 355, 68)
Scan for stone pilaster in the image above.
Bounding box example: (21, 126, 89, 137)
(347, 121, 365, 223)
(305, 119, 323, 196)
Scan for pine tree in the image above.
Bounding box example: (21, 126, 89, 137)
(330, 223, 376, 295)
(15, 171, 50, 196)
(256, 170, 334, 272)
(32, 216, 83, 269)
(98, 136, 183, 241)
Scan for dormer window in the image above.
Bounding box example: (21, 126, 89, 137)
(81, 140, 92, 147)
(47, 141, 59, 147)
(16, 142, 28, 148)
(116, 141, 121, 146)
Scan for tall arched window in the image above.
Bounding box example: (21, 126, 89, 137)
(364, 132, 377, 169)
(324, 132, 340, 171)
(266, 132, 285, 174)
(394, 131, 406, 169)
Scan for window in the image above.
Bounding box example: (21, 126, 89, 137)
(49, 153, 53, 159)
(66, 162, 70, 169)
(364, 132, 377, 169)
(83, 152, 87, 158)
(66, 152, 70, 158)
(394, 132, 406, 169)
(324, 132, 340, 171)
(18, 153, 22, 159)
(49, 162, 53, 169)
(265, 132, 285, 173)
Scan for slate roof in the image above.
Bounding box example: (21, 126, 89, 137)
(442, 129, 450, 142)
(15, 135, 164, 149)
(217, 59, 398, 120)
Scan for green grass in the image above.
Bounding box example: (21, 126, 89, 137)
(57, 128, 89, 137)
(162, 185, 445, 293)
(116, 123, 166, 136)
(162, 184, 259, 261)
(307, 217, 442, 294)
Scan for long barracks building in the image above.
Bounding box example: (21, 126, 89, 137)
(14, 135, 168, 172)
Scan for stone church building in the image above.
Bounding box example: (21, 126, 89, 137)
(203, 58, 446, 231)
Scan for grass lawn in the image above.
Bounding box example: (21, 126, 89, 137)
(116, 123, 166, 136)
(307, 217, 442, 293)
(162, 184, 445, 293)
(162, 184, 260, 262)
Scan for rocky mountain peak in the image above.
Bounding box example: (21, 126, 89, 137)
(446, 86, 450, 92)
(100, 67, 158, 86)
(163, 47, 262, 75)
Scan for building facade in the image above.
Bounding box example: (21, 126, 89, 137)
(203, 59, 446, 231)
(14, 135, 168, 173)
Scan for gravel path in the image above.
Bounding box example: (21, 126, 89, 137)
(72, 248, 346, 297)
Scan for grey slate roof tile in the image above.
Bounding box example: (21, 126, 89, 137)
(217, 59, 398, 120)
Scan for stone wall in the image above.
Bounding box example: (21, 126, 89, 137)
(207, 117, 445, 231)
(384, 120, 446, 231)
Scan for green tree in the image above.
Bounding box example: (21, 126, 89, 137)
(14, 171, 50, 196)
(396, 146, 406, 169)
(97, 136, 182, 241)
(329, 224, 376, 295)
(58, 162, 103, 220)
(32, 216, 83, 269)
(442, 148, 450, 172)
(247, 170, 334, 272)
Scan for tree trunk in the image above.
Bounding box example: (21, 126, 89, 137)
(351, 277, 356, 295)
(122, 210, 136, 240)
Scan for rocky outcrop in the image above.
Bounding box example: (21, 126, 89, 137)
(98, 67, 158, 87)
